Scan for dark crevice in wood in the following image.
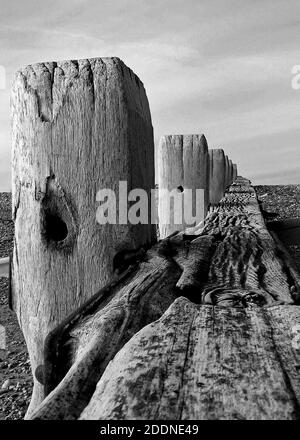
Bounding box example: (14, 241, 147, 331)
(44, 213, 68, 242)
(113, 247, 147, 274)
(178, 315, 194, 419)
(13, 185, 21, 221)
(40, 177, 77, 253)
(35, 365, 45, 385)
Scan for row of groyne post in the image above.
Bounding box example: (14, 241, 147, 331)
(157, 135, 237, 238)
(10, 57, 237, 414)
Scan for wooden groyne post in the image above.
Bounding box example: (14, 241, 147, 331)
(157, 134, 209, 239)
(209, 148, 226, 205)
(225, 155, 231, 188)
(233, 163, 238, 180)
(228, 159, 233, 185)
(12, 56, 299, 422)
(11, 57, 156, 415)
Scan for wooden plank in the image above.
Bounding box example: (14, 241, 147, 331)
(78, 299, 300, 420)
(27, 177, 300, 420)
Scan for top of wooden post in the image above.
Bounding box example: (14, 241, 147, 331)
(12, 57, 152, 126)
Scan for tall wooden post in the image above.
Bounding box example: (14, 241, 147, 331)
(157, 134, 209, 239)
(233, 164, 238, 181)
(225, 155, 230, 189)
(11, 58, 155, 415)
(209, 149, 226, 205)
(229, 159, 233, 185)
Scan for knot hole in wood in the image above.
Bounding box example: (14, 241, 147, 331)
(40, 176, 77, 252)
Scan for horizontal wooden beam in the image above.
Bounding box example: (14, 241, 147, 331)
(28, 177, 300, 420)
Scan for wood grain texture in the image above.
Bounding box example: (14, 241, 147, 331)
(11, 57, 155, 415)
(79, 299, 300, 420)
(228, 159, 233, 185)
(233, 163, 238, 181)
(225, 155, 230, 188)
(158, 134, 209, 239)
(209, 149, 226, 205)
(28, 177, 300, 420)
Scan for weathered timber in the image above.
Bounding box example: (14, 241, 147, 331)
(28, 177, 300, 420)
(11, 57, 155, 415)
(225, 155, 231, 188)
(78, 300, 300, 420)
(209, 149, 226, 205)
(157, 134, 209, 239)
(228, 159, 233, 185)
(233, 163, 238, 181)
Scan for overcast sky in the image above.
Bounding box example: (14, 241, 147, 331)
(0, 0, 300, 190)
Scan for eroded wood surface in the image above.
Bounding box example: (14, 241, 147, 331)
(157, 134, 210, 239)
(79, 299, 300, 420)
(208, 149, 226, 205)
(11, 57, 155, 415)
(29, 177, 300, 420)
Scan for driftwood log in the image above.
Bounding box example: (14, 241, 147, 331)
(11, 57, 156, 415)
(28, 177, 300, 420)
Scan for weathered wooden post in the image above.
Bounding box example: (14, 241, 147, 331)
(209, 149, 226, 205)
(225, 155, 230, 188)
(233, 164, 238, 181)
(11, 57, 156, 415)
(229, 159, 233, 185)
(157, 134, 209, 239)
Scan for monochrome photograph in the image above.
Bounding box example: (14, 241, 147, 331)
(0, 0, 299, 432)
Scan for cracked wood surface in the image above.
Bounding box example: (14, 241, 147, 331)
(11, 57, 155, 415)
(209, 149, 226, 205)
(78, 299, 300, 420)
(157, 134, 210, 239)
(28, 177, 300, 420)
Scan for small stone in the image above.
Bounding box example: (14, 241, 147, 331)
(2, 378, 10, 389)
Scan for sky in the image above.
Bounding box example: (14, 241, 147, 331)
(0, 0, 300, 190)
